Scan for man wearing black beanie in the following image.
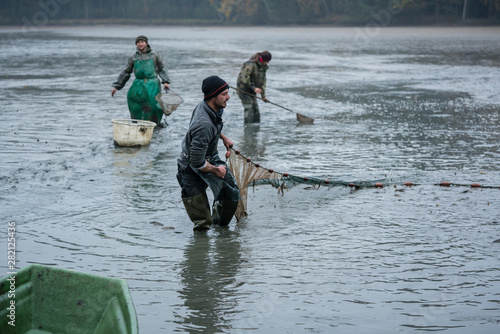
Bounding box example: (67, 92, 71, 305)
(177, 76, 240, 231)
(202, 75, 229, 102)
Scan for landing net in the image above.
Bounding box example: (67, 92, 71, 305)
(155, 91, 183, 115)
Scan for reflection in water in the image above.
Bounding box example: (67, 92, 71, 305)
(238, 124, 265, 157)
(176, 230, 242, 333)
(111, 146, 163, 212)
(112, 147, 142, 168)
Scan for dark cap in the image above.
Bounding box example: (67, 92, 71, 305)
(202, 76, 228, 100)
(135, 35, 148, 44)
(260, 51, 272, 62)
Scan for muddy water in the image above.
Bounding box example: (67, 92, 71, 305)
(1, 26, 500, 333)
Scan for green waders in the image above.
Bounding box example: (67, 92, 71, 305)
(238, 91, 260, 124)
(182, 194, 239, 231)
(182, 193, 213, 231)
(127, 57, 163, 125)
(178, 155, 240, 231)
(211, 199, 239, 226)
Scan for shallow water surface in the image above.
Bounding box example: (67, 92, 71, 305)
(1, 26, 500, 333)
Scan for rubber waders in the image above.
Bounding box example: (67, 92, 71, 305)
(212, 200, 239, 226)
(127, 57, 163, 125)
(182, 193, 212, 231)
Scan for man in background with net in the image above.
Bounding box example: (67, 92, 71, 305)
(177, 76, 240, 231)
(236, 51, 272, 123)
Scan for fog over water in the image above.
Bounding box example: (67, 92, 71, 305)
(1, 26, 499, 333)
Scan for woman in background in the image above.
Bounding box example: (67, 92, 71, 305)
(111, 35, 170, 126)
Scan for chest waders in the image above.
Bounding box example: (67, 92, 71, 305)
(179, 155, 241, 231)
(237, 62, 267, 124)
(127, 57, 163, 125)
(193, 154, 240, 208)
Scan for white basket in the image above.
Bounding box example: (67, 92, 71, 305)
(111, 119, 156, 147)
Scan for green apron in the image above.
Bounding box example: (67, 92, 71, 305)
(127, 56, 163, 125)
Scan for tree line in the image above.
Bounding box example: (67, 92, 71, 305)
(1, 0, 499, 25)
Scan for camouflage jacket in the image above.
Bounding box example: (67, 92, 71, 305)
(236, 60, 268, 98)
(112, 45, 170, 90)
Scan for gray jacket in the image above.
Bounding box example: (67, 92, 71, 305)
(112, 45, 170, 90)
(178, 100, 224, 170)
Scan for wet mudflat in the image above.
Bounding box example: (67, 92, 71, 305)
(1, 26, 499, 333)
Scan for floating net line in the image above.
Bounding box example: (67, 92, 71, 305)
(226, 148, 499, 221)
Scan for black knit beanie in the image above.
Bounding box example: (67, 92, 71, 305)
(202, 76, 228, 101)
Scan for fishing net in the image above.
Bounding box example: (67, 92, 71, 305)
(226, 148, 383, 221)
(155, 91, 184, 115)
(226, 149, 282, 220)
(227, 148, 499, 221)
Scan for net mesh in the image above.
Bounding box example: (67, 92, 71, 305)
(226, 148, 499, 221)
(155, 91, 184, 115)
(226, 148, 384, 220)
(226, 149, 282, 220)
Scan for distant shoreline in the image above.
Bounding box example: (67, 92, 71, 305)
(1, 18, 499, 28)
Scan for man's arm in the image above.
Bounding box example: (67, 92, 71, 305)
(188, 125, 227, 178)
(199, 162, 226, 178)
(220, 133, 233, 150)
(198, 133, 233, 178)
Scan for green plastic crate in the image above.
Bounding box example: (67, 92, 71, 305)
(0, 264, 138, 334)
